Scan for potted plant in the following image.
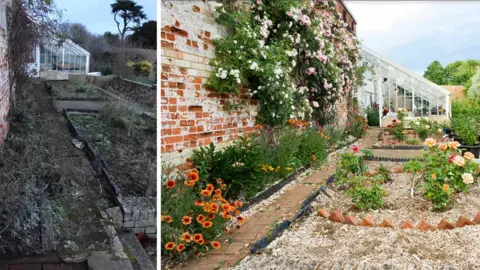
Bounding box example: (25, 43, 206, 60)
(452, 116, 480, 158)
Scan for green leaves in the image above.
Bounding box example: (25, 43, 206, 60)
(403, 159, 424, 174)
(348, 183, 387, 211)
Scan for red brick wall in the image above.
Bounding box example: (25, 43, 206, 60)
(336, 0, 356, 35)
(0, 1, 10, 144)
(161, 1, 258, 165)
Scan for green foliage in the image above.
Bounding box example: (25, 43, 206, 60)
(451, 115, 478, 145)
(365, 105, 379, 126)
(348, 115, 368, 139)
(423, 180, 453, 211)
(403, 159, 424, 174)
(334, 147, 372, 187)
(348, 183, 387, 210)
(297, 126, 328, 167)
(389, 110, 406, 141)
(406, 138, 421, 145)
(423, 60, 446, 85)
(127, 60, 152, 77)
(410, 118, 440, 141)
(377, 163, 390, 181)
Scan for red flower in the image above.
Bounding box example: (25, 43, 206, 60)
(387, 124, 392, 128)
(448, 154, 456, 163)
(352, 146, 359, 153)
(392, 119, 397, 123)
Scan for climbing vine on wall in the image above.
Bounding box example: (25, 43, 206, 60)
(206, 0, 362, 126)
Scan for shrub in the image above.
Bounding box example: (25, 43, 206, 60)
(451, 115, 479, 145)
(348, 183, 387, 210)
(334, 146, 373, 188)
(365, 104, 380, 126)
(410, 118, 441, 141)
(347, 115, 368, 139)
(127, 60, 153, 77)
(297, 125, 328, 167)
(161, 164, 245, 262)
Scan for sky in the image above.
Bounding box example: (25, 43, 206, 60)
(345, 1, 480, 75)
(55, 0, 157, 35)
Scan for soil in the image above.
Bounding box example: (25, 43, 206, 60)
(48, 81, 110, 99)
(233, 161, 480, 269)
(0, 82, 115, 258)
(69, 113, 156, 197)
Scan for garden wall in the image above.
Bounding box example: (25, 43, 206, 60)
(0, 1, 10, 144)
(160, 0, 352, 167)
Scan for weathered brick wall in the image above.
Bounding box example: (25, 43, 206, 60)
(0, 0, 10, 144)
(161, 0, 258, 166)
(160, 0, 358, 166)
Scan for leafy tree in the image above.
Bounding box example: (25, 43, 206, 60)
(111, 0, 147, 41)
(423, 60, 446, 85)
(467, 68, 480, 99)
(104, 31, 120, 45)
(444, 60, 480, 85)
(128, 20, 156, 49)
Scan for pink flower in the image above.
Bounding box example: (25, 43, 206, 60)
(306, 67, 316, 75)
(286, 11, 293, 17)
(318, 54, 328, 64)
(311, 87, 317, 93)
(300, 15, 311, 26)
(256, 0, 262, 4)
(353, 146, 359, 153)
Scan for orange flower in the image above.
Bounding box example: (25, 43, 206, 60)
(196, 238, 205, 245)
(206, 184, 214, 192)
(222, 211, 233, 220)
(196, 214, 206, 224)
(221, 204, 232, 213)
(166, 180, 176, 189)
(184, 180, 196, 187)
(193, 233, 203, 243)
(211, 241, 221, 249)
(161, 215, 165, 222)
(431, 174, 437, 180)
(187, 171, 199, 182)
(288, 119, 296, 125)
(237, 216, 246, 224)
(220, 198, 229, 204)
(165, 242, 175, 250)
(165, 215, 173, 223)
(194, 200, 204, 206)
(214, 189, 222, 196)
(312, 155, 317, 161)
(255, 124, 263, 129)
(220, 183, 227, 190)
(182, 216, 192, 225)
(201, 189, 212, 197)
(234, 201, 243, 208)
(202, 221, 213, 228)
(208, 213, 216, 220)
(181, 232, 192, 243)
(216, 178, 223, 184)
(177, 243, 185, 253)
(443, 184, 449, 191)
(210, 203, 219, 213)
(233, 209, 241, 215)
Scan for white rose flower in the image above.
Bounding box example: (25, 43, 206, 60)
(250, 62, 259, 70)
(462, 173, 474, 184)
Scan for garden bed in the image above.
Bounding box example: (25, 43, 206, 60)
(374, 129, 444, 148)
(47, 81, 110, 100)
(68, 111, 156, 197)
(234, 161, 480, 268)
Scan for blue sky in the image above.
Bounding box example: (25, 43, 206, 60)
(345, 1, 480, 75)
(55, 0, 157, 35)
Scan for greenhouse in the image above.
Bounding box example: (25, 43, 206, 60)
(358, 46, 451, 126)
(28, 38, 90, 80)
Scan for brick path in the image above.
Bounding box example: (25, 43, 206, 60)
(173, 128, 382, 270)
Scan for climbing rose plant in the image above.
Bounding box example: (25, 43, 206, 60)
(207, 0, 362, 125)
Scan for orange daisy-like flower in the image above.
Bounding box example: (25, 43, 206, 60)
(201, 189, 212, 197)
(220, 198, 228, 204)
(184, 180, 196, 187)
(288, 119, 296, 125)
(312, 155, 317, 161)
(255, 124, 263, 129)
(182, 216, 192, 225)
(187, 171, 199, 182)
(237, 216, 246, 224)
(202, 221, 213, 228)
(196, 238, 205, 245)
(222, 211, 233, 220)
(214, 189, 222, 196)
(181, 232, 192, 243)
(221, 204, 232, 213)
(443, 184, 449, 191)
(165, 215, 173, 223)
(431, 173, 437, 180)
(234, 209, 241, 215)
(211, 241, 221, 249)
(210, 203, 219, 213)
(193, 233, 203, 243)
(208, 213, 216, 220)
(206, 184, 214, 192)
(165, 242, 176, 250)
(166, 180, 176, 189)
(196, 214, 206, 224)
(234, 201, 243, 208)
(194, 200, 204, 206)
(177, 243, 185, 253)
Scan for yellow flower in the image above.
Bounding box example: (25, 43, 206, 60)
(453, 156, 465, 167)
(424, 138, 436, 148)
(443, 184, 449, 191)
(286, 167, 293, 171)
(275, 166, 281, 172)
(261, 164, 269, 172)
(464, 152, 475, 161)
(438, 143, 448, 151)
(268, 166, 274, 171)
(462, 173, 474, 184)
(448, 141, 461, 150)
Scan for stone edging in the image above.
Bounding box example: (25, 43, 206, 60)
(317, 208, 480, 231)
(365, 156, 419, 162)
(372, 145, 423, 150)
(55, 97, 108, 102)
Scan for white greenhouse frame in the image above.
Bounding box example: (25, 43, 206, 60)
(29, 38, 90, 77)
(357, 46, 451, 126)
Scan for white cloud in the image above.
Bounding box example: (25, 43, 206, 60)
(345, 1, 480, 72)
